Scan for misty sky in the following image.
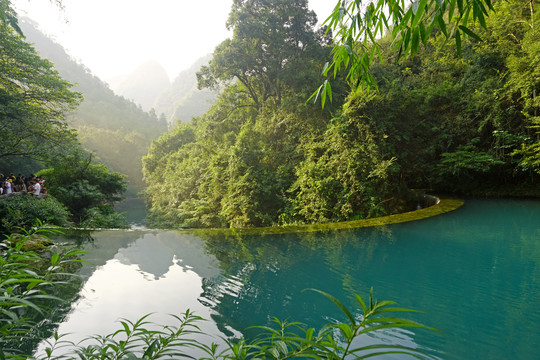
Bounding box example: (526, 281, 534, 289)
(14, 0, 336, 82)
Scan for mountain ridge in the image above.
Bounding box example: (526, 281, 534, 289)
(19, 17, 167, 191)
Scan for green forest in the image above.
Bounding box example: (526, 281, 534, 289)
(143, 0, 540, 229)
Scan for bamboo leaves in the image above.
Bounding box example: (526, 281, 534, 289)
(314, 0, 497, 106)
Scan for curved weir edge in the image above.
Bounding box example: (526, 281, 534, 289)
(186, 197, 465, 237)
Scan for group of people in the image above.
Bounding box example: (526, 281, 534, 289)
(0, 173, 46, 196)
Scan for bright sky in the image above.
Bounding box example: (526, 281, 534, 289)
(14, 0, 336, 81)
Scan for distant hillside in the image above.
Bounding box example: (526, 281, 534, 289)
(19, 18, 167, 192)
(108, 60, 171, 112)
(108, 54, 218, 126)
(153, 54, 218, 125)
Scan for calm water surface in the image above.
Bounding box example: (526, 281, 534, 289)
(38, 199, 540, 359)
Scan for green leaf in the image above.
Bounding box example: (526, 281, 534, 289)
(275, 340, 288, 354)
(121, 320, 132, 336)
(269, 347, 280, 358)
(304, 289, 356, 325)
(321, 61, 330, 76)
(143, 339, 159, 357)
(50, 253, 59, 266)
(411, 27, 420, 56)
(462, 6, 471, 27)
(401, 9, 413, 28)
(456, 0, 464, 14)
(307, 84, 324, 105)
(455, 30, 462, 57)
(355, 294, 368, 314)
(419, 22, 427, 43)
(305, 327, 314, 341)
(402, 28, 412, 53)
(322, 80, 332, 109)
(411, 0, 428, 28)
(336, 323, 355, 341)
(459, 25, 482, 41)
(448, 0, 456, 22)
(412, 0, 421, 15)
(474, 0, 487, 28)
(436, 15, 448, 37)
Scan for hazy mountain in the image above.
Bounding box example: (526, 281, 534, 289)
(154, 54, 218, 125)
(107, 54, 218, 126)
(19, 18, 167, 191)
(108, 60, 171, 112)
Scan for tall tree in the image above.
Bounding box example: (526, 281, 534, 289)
(197, 0, 323, 108)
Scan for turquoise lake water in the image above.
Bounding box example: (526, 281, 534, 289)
(38, 199, 540, 359)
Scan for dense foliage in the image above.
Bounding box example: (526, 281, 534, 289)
(316, 0, 504, 101)
(0, 229, 84, 357)
(143, 0, 356, 229)
(0, 6, 81, 163)
(0, 147, 128, 233)
(344, 0, 540, 194)
(143, 0, 539, 229)
(0, 195, 71, 233)
(37, 149, 128, 228)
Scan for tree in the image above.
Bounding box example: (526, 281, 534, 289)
(37, 148, 128, 227)
(290, 108, 400, 223)
(143, 0, 344, 228)
(505, 3, 540, 174)
(0, 3, 81, 161)
(197, 0, 324, 108)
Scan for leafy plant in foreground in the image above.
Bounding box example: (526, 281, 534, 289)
(36, 289, 437, 360)
(0, 226, 85, 358)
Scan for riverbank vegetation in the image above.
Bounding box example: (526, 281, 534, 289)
(0, 148, 128, 234)
(0, 228, 85, 357)
(143, 0, 540, 229)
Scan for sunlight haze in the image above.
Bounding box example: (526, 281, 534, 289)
(14, 0, 335, 82)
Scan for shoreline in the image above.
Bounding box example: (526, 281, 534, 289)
(185, 197, 465, 237)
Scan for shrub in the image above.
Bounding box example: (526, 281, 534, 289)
(0, 229, 85, 357)
(78, 205, 129, 229)
(0, 194, 71, 234)
(35, 290, 437, 360)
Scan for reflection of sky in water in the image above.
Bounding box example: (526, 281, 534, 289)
(36, 232, 241, 356)
(114, 232, 221, 279)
